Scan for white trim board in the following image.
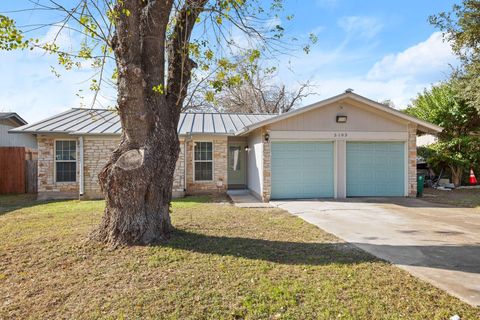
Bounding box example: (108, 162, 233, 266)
(270, 131, 408, 141)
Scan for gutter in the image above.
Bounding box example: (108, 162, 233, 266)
(78, 136, 84, 198)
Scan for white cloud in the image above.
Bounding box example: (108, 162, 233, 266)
(338, 16, 383, 39)
(277, 32, 459, 109)
(0, 49, 115, 123)
(367, 32, 455, 81)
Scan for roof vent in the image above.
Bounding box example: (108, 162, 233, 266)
(345, 88, 354, 93)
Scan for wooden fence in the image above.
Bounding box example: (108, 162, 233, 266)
(0, 147, 37, 194)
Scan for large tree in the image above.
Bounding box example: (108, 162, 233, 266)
(1, 1, 309, 246)
(430, 0, 480, 110)
(405, 81, 480, 186)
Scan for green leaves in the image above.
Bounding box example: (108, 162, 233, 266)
(407, 81, 480, 183)
(405, 82, 480, 140)
(430, 0, 480, 111)
(0, 15, 28, 50)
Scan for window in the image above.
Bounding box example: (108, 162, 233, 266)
(55, 140, 76, 182)
(229, 146, 241, 171)
(194, 142, 213, 181)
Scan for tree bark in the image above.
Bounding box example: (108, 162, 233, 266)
(93, 0, 206, 246)
(450, 166, 463, 187)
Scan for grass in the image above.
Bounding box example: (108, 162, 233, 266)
(423, 188, 480, 209)
(1, 195, 479, 319)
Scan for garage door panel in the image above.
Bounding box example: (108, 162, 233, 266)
(271, 141, 334, 199)
(347, 142, 404, 197)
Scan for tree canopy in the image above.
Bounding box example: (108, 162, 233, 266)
(405, 81, 480, 185)
(430, 0, 480, 110)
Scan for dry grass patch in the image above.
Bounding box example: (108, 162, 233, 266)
(423, 188, 480, 210)
(0, 195, 479, 319)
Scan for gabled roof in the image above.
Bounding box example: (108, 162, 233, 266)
(9, 108, 276, 136)
(0, 112, 28, 126)
(236, 91, 443, 135)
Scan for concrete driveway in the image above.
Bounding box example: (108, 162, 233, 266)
(271, 198, 480, 306)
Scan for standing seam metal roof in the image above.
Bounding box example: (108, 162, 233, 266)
(9, 108, 276, 135)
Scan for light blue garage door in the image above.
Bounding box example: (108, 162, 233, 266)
(346, 142, 405, 197)
(271, 141, 334, 199)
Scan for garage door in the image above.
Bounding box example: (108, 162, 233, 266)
(346, 142, 405, 197)
(271, 141, 334, 199)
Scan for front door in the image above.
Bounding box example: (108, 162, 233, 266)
(228, 143, 246, 189)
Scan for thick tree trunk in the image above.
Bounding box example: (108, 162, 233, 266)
(92, 0, 205, 246)
(95, 128, 179, 245)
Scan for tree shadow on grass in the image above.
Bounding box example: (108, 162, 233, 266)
(162, 228, 379, 266)
(163, 229, 480, 274)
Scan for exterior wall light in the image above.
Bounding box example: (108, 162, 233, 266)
(244, 146, 251, 152)
(336, 115, 347, 123)
(264, 133, 270, 142)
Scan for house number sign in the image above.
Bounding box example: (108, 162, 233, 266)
(333, 132, 348, 138)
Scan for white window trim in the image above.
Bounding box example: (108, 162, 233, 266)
(193, 141, 214, 182)
(54, 138, 78, 184)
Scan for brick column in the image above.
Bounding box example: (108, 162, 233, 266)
(407, 124, 417, 197)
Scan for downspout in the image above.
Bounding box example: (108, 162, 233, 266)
(78, 136, 84, 198)
(184, 133, 191, 196)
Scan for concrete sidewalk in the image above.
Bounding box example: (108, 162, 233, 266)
(227, 190, 273, 208)
(271, 198, 480, 307)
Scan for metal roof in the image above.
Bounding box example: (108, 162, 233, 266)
(0, 112, 28, 126)
(9, 108, 276, 136)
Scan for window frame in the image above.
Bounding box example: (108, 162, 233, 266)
(54, 139, 77, 183)
(193, 141, 214, 182)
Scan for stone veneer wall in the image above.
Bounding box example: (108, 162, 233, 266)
(408, 123, 418, 197)
(172, 141, 185, 197)
(262, 128, 271, 202)
(38, 135, 186, 200)
(83, 138, 185, 199)
(37, 135, 79, 199)
(83, 137, 120, 199)
(185, 137, 228, 193)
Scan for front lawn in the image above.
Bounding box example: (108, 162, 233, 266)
(0, 195, 479, 319)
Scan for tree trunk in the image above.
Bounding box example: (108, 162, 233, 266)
(451, 166, 463, 187)
(92, 0, 205, 246)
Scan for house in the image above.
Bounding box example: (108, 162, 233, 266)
(1, 112, 38, 194)
(10, 90, 442, 201)
(0, 112, 37, 149)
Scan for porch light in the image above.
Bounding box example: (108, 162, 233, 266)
(244, 146, 251, 152)
(264, 133, 270, 142)
(336, 115, 347, 123)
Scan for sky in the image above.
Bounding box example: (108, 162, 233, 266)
(0, 0, 460, 123)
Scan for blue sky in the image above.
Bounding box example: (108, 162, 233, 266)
(0, 0, 459, 122)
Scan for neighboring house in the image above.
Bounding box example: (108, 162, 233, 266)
(0, 112, 37, 148)
(10, 90, 442, 201)
(0, 112, 38, 194)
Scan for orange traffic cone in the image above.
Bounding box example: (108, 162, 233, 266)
(469, 168, 478, 185)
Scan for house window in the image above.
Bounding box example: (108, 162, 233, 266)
(55, 140, 77, 182)
(194, 142, 213, 181)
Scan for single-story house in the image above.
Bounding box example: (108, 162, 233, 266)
(10, 90, 442, 201)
